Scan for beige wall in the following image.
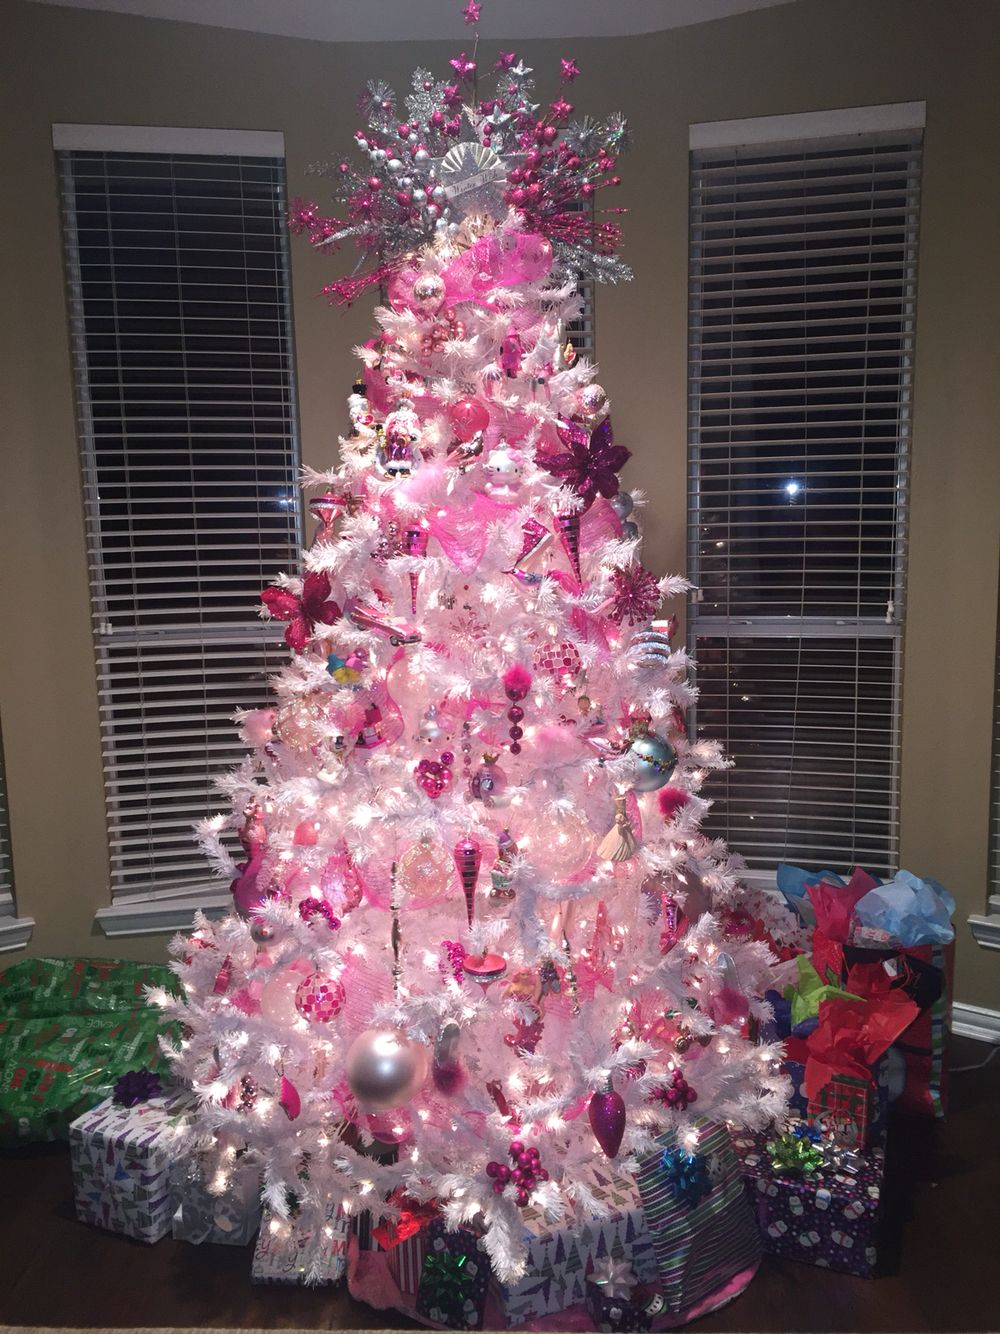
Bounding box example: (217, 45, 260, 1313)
(1, 0, 997, 1008)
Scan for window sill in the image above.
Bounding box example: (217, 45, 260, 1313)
(968, 894, 1000, 951)
(0, 914, 34, 952)
(95, 892, 231, 938)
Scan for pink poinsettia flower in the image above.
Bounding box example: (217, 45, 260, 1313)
(543, 417, 631, 508)
(262, 571, 342, 652)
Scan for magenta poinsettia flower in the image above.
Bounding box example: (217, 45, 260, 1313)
(262, 571, 342, 652)
(543, 417, 631, 508)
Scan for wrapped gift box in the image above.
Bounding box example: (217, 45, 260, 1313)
(70, 1088, 193, 1244)
(733, 1130, 884, 1277)
(491, 1164, 658, 1326)
(416, 1220, 491, 1330)
(585, 1274, 666, 1333)
(170, 1153, 262, 1246)
(634, 1121, 762, 1317)
(251, 1203, 350, 1285)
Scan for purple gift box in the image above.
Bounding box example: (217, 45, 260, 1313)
(732, 1130, 884, 1277)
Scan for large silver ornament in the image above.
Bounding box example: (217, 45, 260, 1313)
(345, 1028, 429, 1111)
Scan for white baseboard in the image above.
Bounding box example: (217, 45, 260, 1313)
(952, 1001, 1000, 1045)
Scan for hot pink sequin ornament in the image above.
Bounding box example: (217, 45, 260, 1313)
(294, 970, 346, 1023)
(588, 1079, 626, 1158)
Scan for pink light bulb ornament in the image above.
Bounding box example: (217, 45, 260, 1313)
(588, 1078, 627, 1158)
(452, 834, 482, 926)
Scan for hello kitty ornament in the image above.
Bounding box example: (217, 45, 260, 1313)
(482, 440, 524, 499)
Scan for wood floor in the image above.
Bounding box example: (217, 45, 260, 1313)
(1, 1035, 997, 1332)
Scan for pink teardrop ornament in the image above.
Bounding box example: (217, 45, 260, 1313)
(279, 1075, 301, 1121)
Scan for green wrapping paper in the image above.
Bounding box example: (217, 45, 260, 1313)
(0, 956, 179, 1146)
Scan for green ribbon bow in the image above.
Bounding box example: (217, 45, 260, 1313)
(422, 1249, 470, 1304)
(767, 1131, 826, 1177)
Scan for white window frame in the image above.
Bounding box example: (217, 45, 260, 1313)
(686, 102, 924, 884)
(970, 582, 1000, 952)
(0, 724, 34, 952)
(55, 124, 302, 936)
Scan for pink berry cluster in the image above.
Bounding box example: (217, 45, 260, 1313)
(440, 939, 467, 983)
(419, 308, 466, 359)
(486, 1138, 549, 1207)
(415, 750, 454, 798)
(653, 1069, 698, 1110)
(298, 897, 341, 930)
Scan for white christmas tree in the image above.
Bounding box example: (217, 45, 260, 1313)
(156, 26, 791, 1283)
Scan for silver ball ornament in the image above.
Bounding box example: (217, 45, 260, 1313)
(412, 188, 427, 204)
(622, 520, 640, 540)
(630, 730, 678, 792)
(373, 148, 387, 162)
(414, 148, 430, 164)
(610, 491, 634, 521)
(250, 919, 275, 944)
(432, 185, 446, 203)
(387, 158, 403, 173)
(412, 272, 447, 315)
(345, 1028, 429, 1111)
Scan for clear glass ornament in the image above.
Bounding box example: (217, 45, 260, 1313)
(397, 833, 454, 907)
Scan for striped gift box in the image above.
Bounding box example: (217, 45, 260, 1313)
(634, 1121, 761, 1317)
(385, 1230, 427, 1294)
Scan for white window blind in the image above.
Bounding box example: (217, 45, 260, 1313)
(989, 599, 1000, 913)
(687, 119, 922, 877)
(59, 143, 302, 902)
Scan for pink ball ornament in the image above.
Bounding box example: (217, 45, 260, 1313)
(449, 397, 490, 441)
(294, 970, 346, 1023)
(259, 971, 302, 1026)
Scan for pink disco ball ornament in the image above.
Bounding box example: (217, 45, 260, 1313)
(533, 638, 583, 684)
(294, 970, 346, 1023)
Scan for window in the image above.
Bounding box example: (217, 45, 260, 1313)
(972, 595, 1000, 948)
(687, 105, 923, 879)
(0, 720, 32, 951)
(56, 126, 302, 930)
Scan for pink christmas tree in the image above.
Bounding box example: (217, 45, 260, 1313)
(157, 31, 792, 1284)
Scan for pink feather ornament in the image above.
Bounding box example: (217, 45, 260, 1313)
(658, 787, 691, 820)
